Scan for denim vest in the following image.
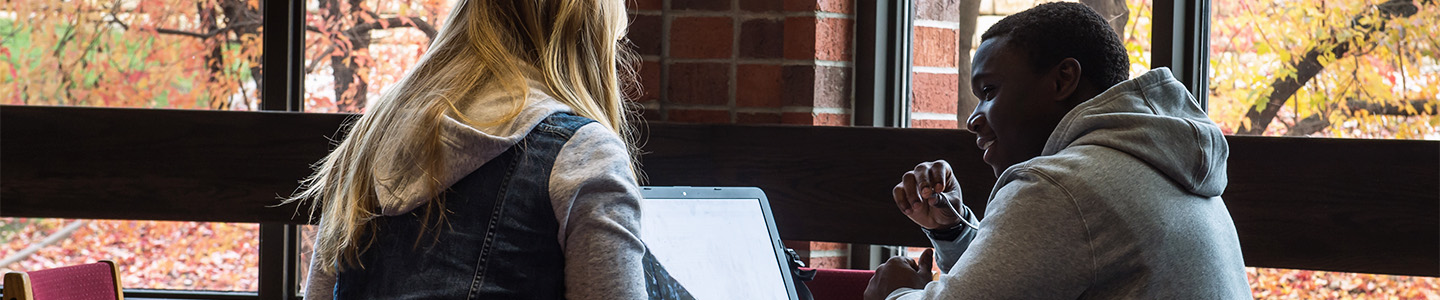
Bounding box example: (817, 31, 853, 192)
(334, 113, 690, 299)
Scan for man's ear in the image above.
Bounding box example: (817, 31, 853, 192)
(1051, 58, 1082, 103)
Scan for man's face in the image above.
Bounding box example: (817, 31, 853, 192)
(966, 37, 1073, 176)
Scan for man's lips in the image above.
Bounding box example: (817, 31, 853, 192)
(976, 138, 994, 151)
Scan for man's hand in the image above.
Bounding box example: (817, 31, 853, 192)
(893, 160, 963, 230)
(864, 248, 936, 300)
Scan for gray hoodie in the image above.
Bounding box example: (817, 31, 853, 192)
(304, 78, 647, 299)
(891, 68, 1251, 299)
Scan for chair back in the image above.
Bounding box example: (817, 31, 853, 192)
(2, 260, 124, 300)
(800, 268, 874, 300)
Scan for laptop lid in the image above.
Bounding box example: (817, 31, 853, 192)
(638, 186, 800, 300)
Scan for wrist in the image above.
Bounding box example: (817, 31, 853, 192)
(922, 222, 967, 241)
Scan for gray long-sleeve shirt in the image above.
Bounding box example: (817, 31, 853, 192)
(891, 68, 1251, 299)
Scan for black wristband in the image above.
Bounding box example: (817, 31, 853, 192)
(923, 222, 968, 242)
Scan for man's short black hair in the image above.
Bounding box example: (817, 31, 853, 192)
(981, 2, 1130, 90)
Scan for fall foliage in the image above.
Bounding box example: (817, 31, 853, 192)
(1209, 0, 1440, 139)
(2, 218, 259, 291)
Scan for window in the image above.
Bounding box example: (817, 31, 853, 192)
(1, 218, 259, 291)
(302, 0, 455, 113)
(3, 0, 264, 110)
(907, 0, 1153, 129)
(2, 0, 264, 293)
(1208, 0, 1440, 297)
(1208, 0, 1439, 139)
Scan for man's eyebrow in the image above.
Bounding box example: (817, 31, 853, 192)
(970, 72, 992, 86)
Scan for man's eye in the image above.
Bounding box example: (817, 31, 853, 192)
(980, 86, 995, 99)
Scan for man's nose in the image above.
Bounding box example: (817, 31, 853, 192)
(966, 110, 987, 133)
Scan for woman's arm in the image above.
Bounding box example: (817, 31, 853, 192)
(549, 123, 648, 299)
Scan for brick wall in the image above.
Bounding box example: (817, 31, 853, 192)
(627, 0, 854, 127)
(910, 0, 964, 129)
(626, 0, 856, 269)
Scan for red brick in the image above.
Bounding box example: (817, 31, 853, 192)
(628, 14, 663, 56)
(673, 0, 732, 11)
(628, 0, 662, 10)
(782, 112, 814, 125)
(667, 63, 730, 106)
(911, 119, 960, 129)
(820, 0, 853, 14)
(670, 17, 734, 59)
(736, 64, 783, 108)
(810, 241, 848, 251)
(912, 72, 959, 114)
(913, 26, 958, 68)
(737, 112, 783, 124)
(782, 112, 849, 126)
(916, 0, 961, 22)
(783, 17, 817, 60)
(808, 256, 849, 269)
(816, 17, 853, 61)
(739, 18, 784, 59)
(783, 65, 851, 108)
(741, 0, 783, 11)
(784, 17, 852, 61)
(814, 113, 850, 126)
(667, 109, 731, 123)
(784, 0, 853, 13)
(635, 60, 661, 102)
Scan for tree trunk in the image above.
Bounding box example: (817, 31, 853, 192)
(327, 0, 373, 113)
(1080, 0, 1130, 40)
(1237, 0, 1419, 135)
(201, 1, 228, 109)
(220, 0, 263, 109)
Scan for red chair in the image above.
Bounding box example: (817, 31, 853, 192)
(802, 268, 875, 300)
(3, 260, 124, 300)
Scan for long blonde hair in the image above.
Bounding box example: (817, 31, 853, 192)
(286, 0, 639, 273)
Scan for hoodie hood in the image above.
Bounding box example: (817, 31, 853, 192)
(373, 77, 572, 215)
(1041, 68, 1229, 197)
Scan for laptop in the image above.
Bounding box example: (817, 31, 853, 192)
(638, 186, 800, 300)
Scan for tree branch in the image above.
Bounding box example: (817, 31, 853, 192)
(107, 13, 262, 40)
(1347, 98, 1435, 116)
(0, 220, 89, 267)
(345, 17, 437, 41)
(1237, 0, 1421, 135)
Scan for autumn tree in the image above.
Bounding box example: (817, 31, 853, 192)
(2, 0, 264, 109)
(1211, 0, 1439, 139)
(2, 0, 450, 113)
(304, 0, 448, 113)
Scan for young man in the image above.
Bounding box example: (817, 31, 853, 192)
(864, 3, 1251, 299)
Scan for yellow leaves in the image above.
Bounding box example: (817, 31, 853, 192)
(1210, 0, 1439, 140)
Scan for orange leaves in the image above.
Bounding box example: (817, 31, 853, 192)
(302, 0, 454, 112)
(1, 218, 261, 291)
(5, 0, 261, 111)
(1248, 267, 1440, 300)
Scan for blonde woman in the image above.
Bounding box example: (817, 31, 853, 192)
(285, 0, 655, 298)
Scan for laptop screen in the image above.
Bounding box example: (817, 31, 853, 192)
(639, 198, 792, 300)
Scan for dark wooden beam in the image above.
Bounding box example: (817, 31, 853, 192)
(2, 105, 1436, 277)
